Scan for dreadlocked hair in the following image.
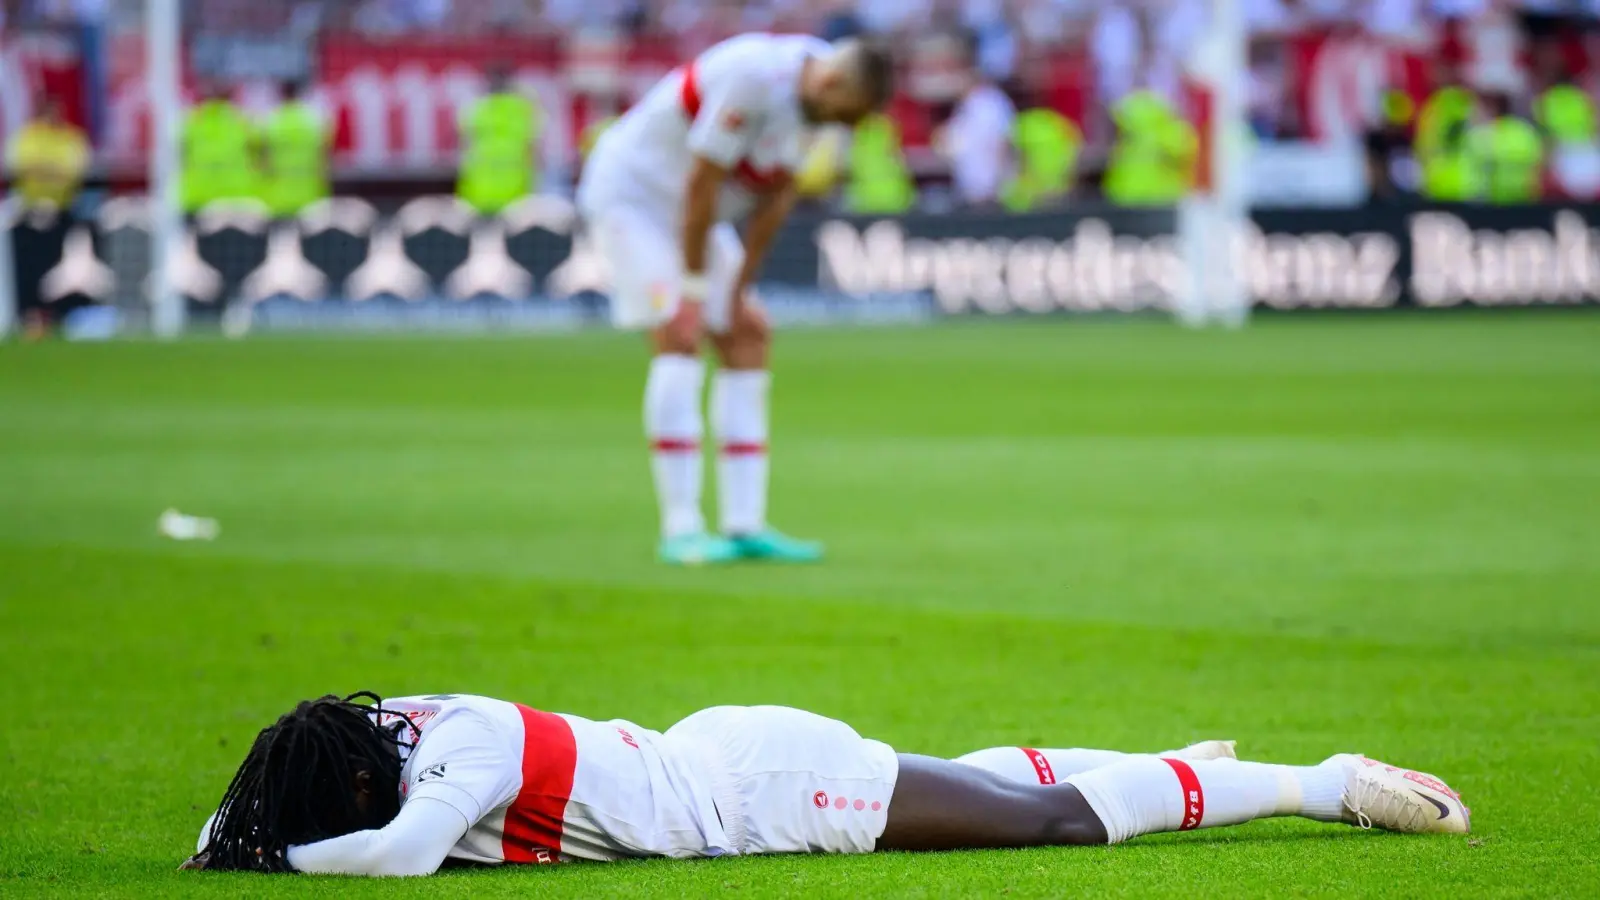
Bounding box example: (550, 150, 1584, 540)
(199, 691, 421, 872)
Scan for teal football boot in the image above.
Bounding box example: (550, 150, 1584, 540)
(657, 532, 740, 566)
(728, 528, 824, 562)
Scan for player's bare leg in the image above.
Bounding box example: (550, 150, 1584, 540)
(879, 751, 1470, 852)
(709, 301, 822, 562)
(647, 307, 737, 566)
(880, 755, 1108, 850)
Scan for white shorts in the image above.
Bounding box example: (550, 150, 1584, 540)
(577, 181, 746, 333)
(664, 706, 901, 856)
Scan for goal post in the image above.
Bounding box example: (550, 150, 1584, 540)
(147, 0, 185, 338)
(1178, 0, 1251, 327)
(0, 197, 14, 339)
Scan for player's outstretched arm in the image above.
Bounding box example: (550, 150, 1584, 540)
(283, 798, 469, 877)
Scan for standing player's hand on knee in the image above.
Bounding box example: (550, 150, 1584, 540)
(733, 287, 768, 338)
(664, 300, 704, 353)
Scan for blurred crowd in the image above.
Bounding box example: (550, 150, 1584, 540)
(8, 1, 1600, 136)
(6, 0, 1600, 211)
(7, 0, 1600, 341)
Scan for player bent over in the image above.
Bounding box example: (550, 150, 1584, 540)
(577, 34, 893, 565)
(185, 693, 1470, 874)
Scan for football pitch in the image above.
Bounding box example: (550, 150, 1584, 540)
(2, 313, 1597, 897)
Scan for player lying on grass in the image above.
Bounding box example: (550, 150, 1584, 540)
(185, 693, 1470, 875)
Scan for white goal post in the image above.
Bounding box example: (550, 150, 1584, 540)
(1178, 0, 1251, 327)
(148, 0, 185, 338)
(0, 198, 14, 339)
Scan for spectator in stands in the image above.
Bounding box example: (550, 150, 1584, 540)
(5, 93, 90, 338)
(5, 95, 89, 217)
(351, 0, 452, 36)
(1531, 37, 1600, 198)
(1246, 37, 1289, 139)
(1091, 3, 1144, 113)
(1093, 1, 1203, 115)
(963, 0, 1018, 84)
(939, 33, 1017, 208)
(856, 0, 934, 37)
(818, 0, 864, 41)
(1415, 58, 1480, 201)
(1364, 88, 1418, 202)
(1470, 89, 1544, 203)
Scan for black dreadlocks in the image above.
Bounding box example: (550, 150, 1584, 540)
(198, 691, 420, 872)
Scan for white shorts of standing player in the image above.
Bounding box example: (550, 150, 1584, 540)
(578, 186, 748, 334)
(664, 705, 901, 855)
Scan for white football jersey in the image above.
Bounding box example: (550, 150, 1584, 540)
(378, 694, 730, 863)
(579, 32, 829, 223)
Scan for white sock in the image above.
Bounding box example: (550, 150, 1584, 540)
(1064, 757, 1348, 843)
(1294, 760, 1349, 822)
(954, 746, 1132, 784)
(711, 369, 770, 535)
(644, 354, 706, 539)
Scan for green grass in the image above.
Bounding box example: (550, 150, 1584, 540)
(2, 313, 1598, 898)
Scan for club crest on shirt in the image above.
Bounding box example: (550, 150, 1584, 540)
(417, 763, 447, 783)
(722, 110, 746, 130)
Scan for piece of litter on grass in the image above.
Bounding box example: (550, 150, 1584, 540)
(159, 509, 220, 541)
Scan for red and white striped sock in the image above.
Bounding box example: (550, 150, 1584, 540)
(1063, 757, 1347, 843)
(711, 369, 770, 536)
(645, 354, 706, 539)
(954, 746, 1132, 784)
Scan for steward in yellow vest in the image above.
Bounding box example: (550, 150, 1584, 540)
(180, 86, 260, 214)
(1470, 92, 1543, 204)
(1103, 91, 1196, 206)
(260, 81, 329, 219)
(458, 65, 541, 215)
(1415, 64, 1481, 202)
(1002, 107, 1080, 212)
(844, 113, 915, 214)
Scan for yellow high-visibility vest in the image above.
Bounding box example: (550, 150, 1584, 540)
(181, 100, 259, 213)
(261, 101, 329, 218)
(458, 92, 541, 214)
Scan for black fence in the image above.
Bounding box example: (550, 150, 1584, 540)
(11, 198, 1600, 334)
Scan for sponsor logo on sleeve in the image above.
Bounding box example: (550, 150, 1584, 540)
(418, 764, 448, 783)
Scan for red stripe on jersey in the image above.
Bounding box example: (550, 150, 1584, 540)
(721, 441, 767, 456)
(1161, 758, 1205, 830)
(680, 63, 702, 118)
(734, 160, 789, 192)
(502, 705, 578, 864)
(1020, 748, 1056, 784)
(678, 60, 788, 192)
(651, 438, 700, 453)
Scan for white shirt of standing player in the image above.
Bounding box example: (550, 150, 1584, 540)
(582, 33, 828, 221)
